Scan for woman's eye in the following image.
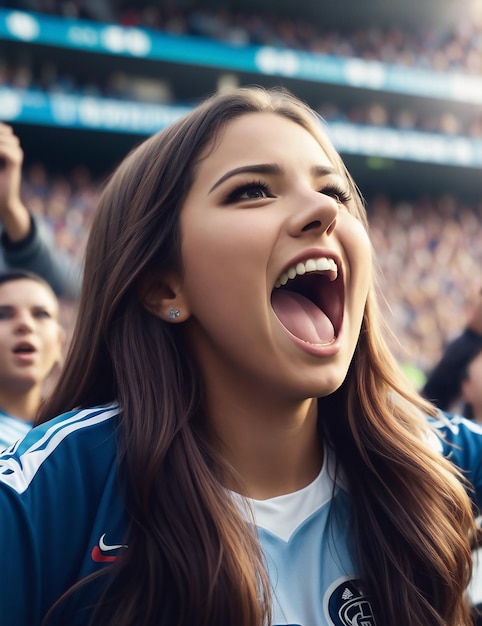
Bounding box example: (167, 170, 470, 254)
(0, 307, 12, 320)
(34, 309, 51, 320)
(240, 186, 267, 199)
(226, 182, 272, 203)
(322, 185, 351, 204)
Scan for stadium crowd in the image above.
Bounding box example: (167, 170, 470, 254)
(1, 0, 481, 138)
(3, 0, 482, 75)
(1, 58, 481, 138)
(17, 160, 482, 385)
(368, 192, 482, 378)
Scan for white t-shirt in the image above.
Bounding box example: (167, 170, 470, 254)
(235, 449, 375, 626)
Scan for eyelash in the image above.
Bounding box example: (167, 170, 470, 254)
(322, 184, 351, 204)
(224, 180, 351, 205)
(224, 180, 273, 203)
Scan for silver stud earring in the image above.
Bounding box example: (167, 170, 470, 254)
(168, 307, 181, 319)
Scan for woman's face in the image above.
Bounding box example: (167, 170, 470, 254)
(177, 112, 372, 402)
(0, 279, 62, 393)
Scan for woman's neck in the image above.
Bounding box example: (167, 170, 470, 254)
(0, 387, 41, 422)
(208, 394, 323, 500)
(472, 406, 482, 425)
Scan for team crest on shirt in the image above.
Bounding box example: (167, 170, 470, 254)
(326, 578, 376, 626)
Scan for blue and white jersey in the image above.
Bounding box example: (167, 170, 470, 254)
(429, 412, 482, 507)
(0, 405, 481, 626)
(0, 404, 125, 626)
(241, 454, 370, 626)
(0, 409, 32, 451)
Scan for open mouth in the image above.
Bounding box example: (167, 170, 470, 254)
(13, 342, 35, 355)
(271, 257, 344, 346)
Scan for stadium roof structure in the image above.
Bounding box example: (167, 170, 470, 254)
(118, 0, 478, 29)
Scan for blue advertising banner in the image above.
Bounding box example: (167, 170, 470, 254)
(1, 87, 480, 167)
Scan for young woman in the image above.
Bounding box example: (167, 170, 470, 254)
(0, 87, 480, 626)
(0, 269, 64, 449)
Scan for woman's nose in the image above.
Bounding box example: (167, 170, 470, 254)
(288, 190, 338, 238)
(14, 313, 34, 333)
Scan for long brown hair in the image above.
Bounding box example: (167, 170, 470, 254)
(37, 86, 475, 625)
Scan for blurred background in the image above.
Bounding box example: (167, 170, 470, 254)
(0, 0, 481, 387)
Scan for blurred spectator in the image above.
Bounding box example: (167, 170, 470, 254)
(461, 347, 482, 423)
(0, 269, 64, 450)
(421, 286, 482, 409)
(0, 122, 82, 299)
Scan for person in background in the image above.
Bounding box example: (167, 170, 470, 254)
(0, 122, 81, 300)
(425, 291, 482, 624)
(422, 286, 482, 412)
(0, 269, 64, 449)
(461, 347, 482, 424)
(0, 87, 479, 626)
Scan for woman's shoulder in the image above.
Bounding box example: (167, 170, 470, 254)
(0, 403, 120, 497)
(0, 403, 126, 625)
(429, 411, 482, 442)
(0, 410, 33, 450)
(429, 411, 482, 500)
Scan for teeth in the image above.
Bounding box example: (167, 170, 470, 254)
(275, 257, 337, 288)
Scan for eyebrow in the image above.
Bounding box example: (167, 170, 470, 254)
(0, 304, 53, 313)
(208, 163, 338, 194)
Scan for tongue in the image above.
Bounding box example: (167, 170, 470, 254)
(271, 290, 335, 344)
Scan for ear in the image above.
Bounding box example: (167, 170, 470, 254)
(139, 270, 190, 323)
